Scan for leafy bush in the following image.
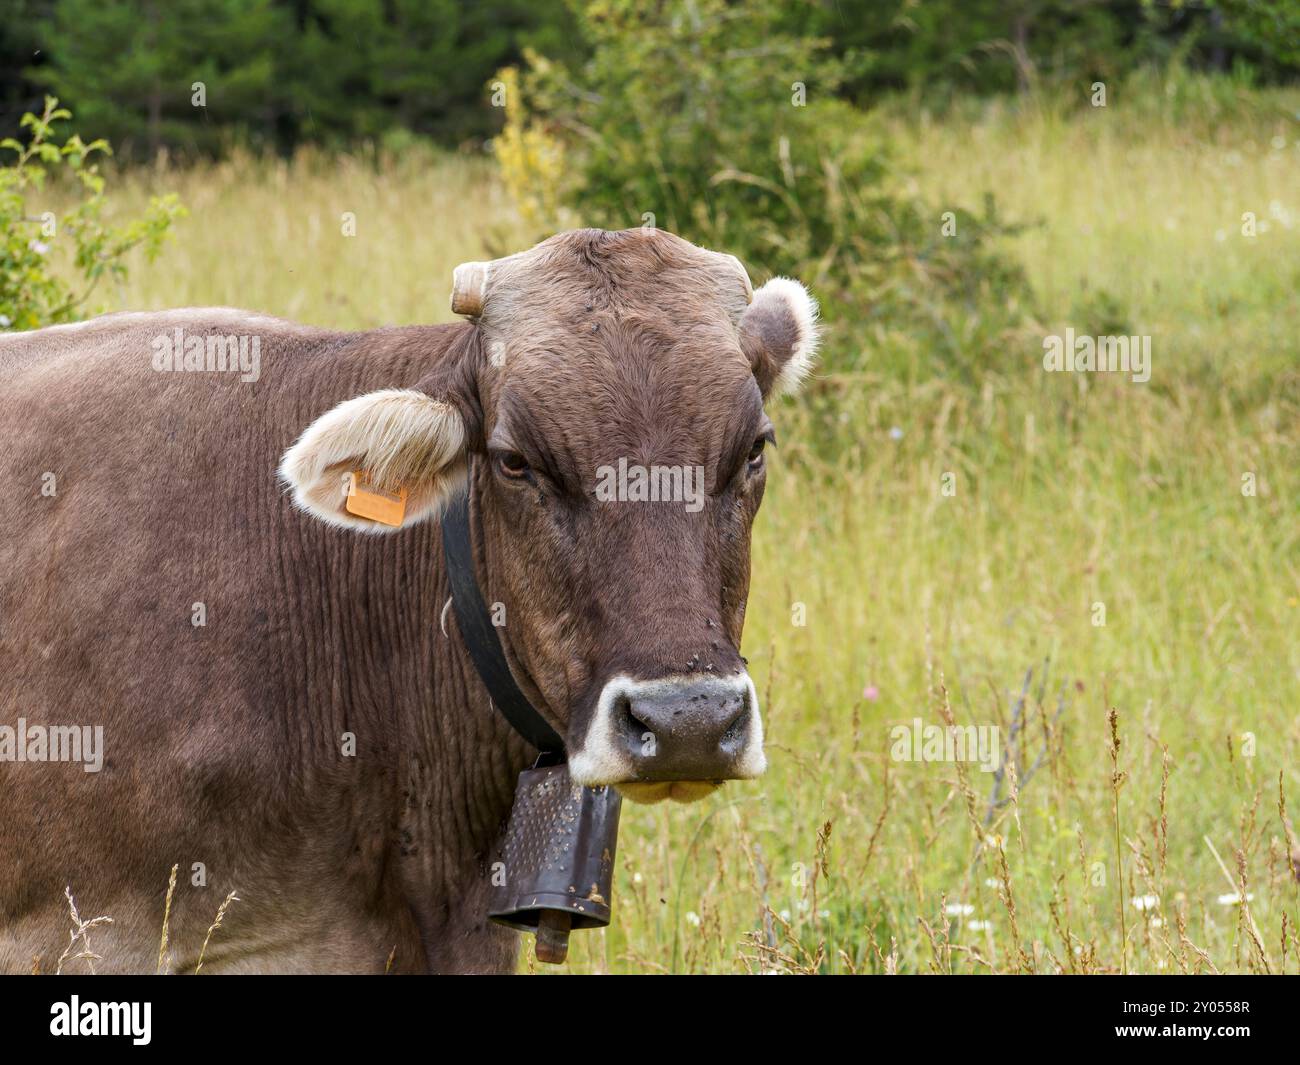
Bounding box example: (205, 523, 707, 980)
(0, 97, 185, 331)
(493, 0, 1031, 378)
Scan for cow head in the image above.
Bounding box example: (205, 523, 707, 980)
(281, 229, 817, 803)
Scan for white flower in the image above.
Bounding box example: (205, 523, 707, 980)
(889, 426, 903, 441)
(945, 902, 974, 917)
(0, 314, 10, 328)
(632, 872, 642, 884)
(968, 920, 991, 932)
(1217, 892, 1253, 906)
(685, 911, 701, 927)
(28, 240, 49, 255)
(1131, 894, 1159, 912)
(1150, 918, 1163, 929)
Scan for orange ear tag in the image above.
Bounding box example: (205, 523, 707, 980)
(345, 472, 408, 527)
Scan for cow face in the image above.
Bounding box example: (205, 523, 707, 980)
(281, 229, 818, 803)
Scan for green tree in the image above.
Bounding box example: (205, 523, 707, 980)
(23, 0, 581, 154)
(0, 0, 49, 129)
(496, 0, 1029, 378)
(1210, 0, 1300, 70)
(282, 0, 581, 146)
(36, 0, 290, 157)
(0, 97, 184, 329)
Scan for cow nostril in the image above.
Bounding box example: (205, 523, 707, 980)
(719, 704, 749, 751)
(615, 694, 647, 737)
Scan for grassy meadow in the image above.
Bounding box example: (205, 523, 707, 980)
(66, 83, 1298, 974)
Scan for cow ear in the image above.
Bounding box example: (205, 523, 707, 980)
(738, 278, 820, 400)
(279, 389, 467, 533)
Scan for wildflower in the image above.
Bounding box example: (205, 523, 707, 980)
(945, 902, 974, 917)
(862, 684, 879, 701)
(1131, 894, 1159, 911)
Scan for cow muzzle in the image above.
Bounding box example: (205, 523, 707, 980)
(568, 673, 766, 802)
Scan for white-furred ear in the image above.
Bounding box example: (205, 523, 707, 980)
(279, 389, 466, 533)
(739, 277, 820, 399)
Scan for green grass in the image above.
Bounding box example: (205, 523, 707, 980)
(46, 82, 1300, 974)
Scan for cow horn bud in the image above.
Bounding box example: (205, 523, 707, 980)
(450, 261, 491, 317)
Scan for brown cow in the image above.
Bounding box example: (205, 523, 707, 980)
(0, 227, 818, 973)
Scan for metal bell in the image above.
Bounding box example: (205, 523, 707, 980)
(488, 762, 623, 964)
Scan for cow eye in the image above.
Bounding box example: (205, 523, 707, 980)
(496, 451, 531, 479)
(747, 437, 767, 466)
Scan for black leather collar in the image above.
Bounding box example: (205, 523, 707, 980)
(439, 484, 566, 760)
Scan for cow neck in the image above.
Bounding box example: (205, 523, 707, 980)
(439, 470, 566, 761)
